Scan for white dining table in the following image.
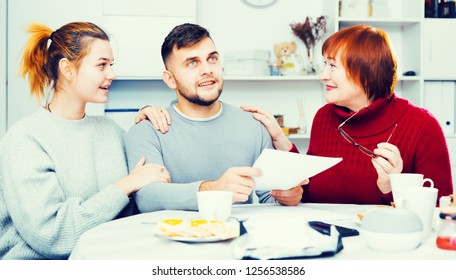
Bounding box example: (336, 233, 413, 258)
(69, 203, 455, 260)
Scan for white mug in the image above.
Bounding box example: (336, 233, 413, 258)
(394, 187, 438, 240)
(197, 191, 233, 221)
(390, 173, 434, 205)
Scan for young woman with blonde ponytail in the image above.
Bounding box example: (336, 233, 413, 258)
(0, 22, 170, 259)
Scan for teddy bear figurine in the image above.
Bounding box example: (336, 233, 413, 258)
(273, 41, 305, 76)
(273, 41, 297, 68)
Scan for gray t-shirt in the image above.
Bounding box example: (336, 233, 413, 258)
(125, 101, 275, 212)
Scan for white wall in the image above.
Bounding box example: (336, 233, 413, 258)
(197, 0, 328, 131)
(0, 0, 6, 137)
(6, 0, 104, 134)
(197, 0, 326, 64)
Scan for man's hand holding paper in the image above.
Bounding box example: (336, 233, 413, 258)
(270, 183, 308, 206)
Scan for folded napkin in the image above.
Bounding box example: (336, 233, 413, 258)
(233, 216, 342, 260)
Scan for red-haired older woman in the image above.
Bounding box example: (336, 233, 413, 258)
(243, 24, 453, 205)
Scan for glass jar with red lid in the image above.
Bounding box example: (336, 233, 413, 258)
(436, 203, 456, 251)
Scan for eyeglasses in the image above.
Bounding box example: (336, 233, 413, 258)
(338, 109, 397, 158)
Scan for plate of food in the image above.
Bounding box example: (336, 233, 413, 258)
(156, 218, 240, 243)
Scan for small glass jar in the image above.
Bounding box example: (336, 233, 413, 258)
(298, 113, 307, 134)
(436, 210, 456, 250)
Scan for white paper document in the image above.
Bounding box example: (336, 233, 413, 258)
(252, 149, 342, 190)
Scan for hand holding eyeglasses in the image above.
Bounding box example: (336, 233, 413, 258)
(338, 109, 397, 158)
(337, 108, 403, 194)
(372, 142, 404, 194)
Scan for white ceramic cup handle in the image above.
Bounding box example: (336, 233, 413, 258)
(423, 178, 434, 188)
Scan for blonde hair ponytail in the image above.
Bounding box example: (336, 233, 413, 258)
(20, 22, 53, 103)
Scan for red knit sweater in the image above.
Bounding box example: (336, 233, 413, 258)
(302, 95, 453, 205)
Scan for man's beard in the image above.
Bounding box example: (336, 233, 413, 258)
(179, 90, 222, 106)
(177, 82, 223, 106)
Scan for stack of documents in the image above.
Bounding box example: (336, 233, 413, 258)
(233, 215, 342, 259)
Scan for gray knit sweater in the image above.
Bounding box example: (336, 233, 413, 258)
(126, 101, 275, 212)
(0, 108, 131, 260)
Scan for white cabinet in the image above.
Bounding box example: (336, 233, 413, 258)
(423, 19, 456, 80)
(424, 81, 455, 134)
(102, 0, 196, 78)
(421, 18, 456, 189)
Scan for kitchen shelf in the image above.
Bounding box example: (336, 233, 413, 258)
(398, 76, 421, 81)
(115, 76, 163, 81)
(338, 18, 422, 28)
(424, 77, 456, 81)
(288, 134, 310, 139)
(114, 75, 322, 81)
(114, 75, 419, 82)
(224, 75, 321, 81)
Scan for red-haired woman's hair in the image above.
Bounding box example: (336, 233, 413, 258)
(322, 24, 397, 100)
(20, 22, 109, 103)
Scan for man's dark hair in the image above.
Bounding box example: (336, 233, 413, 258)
(161, 23, 212, 67)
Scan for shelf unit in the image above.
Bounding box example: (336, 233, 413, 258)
(114, 75, 322, 81)
(224, 75, 321, 81)
(288, 134, 311, 140)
